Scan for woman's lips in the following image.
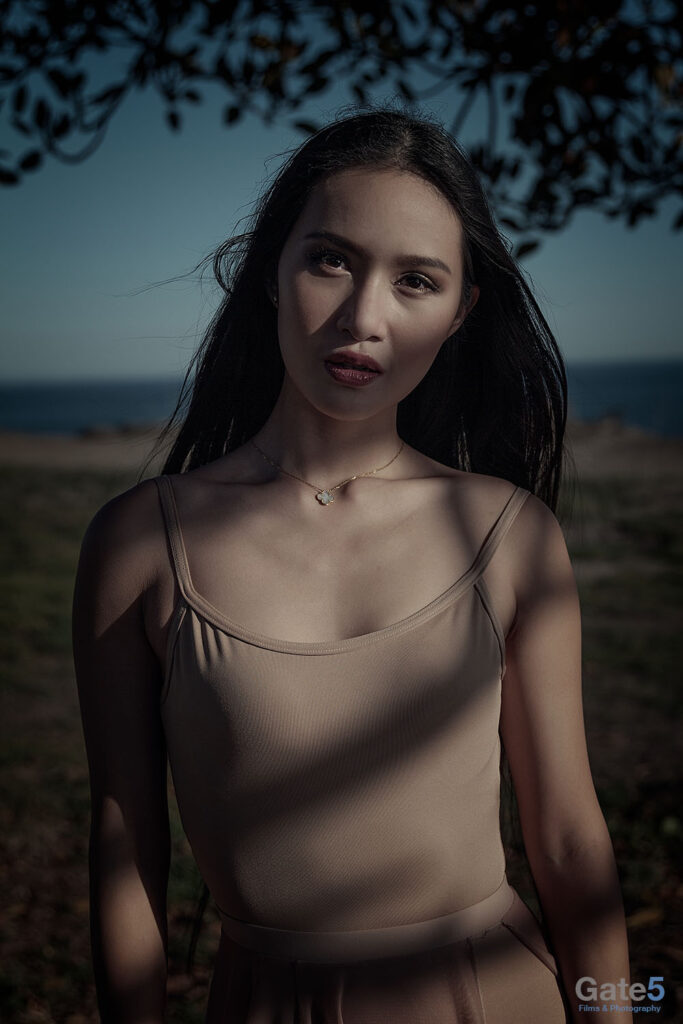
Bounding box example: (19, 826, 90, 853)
(323, 349, 384, 387)
(325, 350, 384, 373)
(324, 361, 381, 387)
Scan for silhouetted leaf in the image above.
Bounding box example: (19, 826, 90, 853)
(47, 69, 78, 97)
(499, 216, 523, 231)
(251, 34, 274, 50)
(0, 167, 19, 184)
(11, 117, 31, 136)
(630, 135, 647, 163)
(307, 76, 328, 94)
(514, 240, 540, 259)
(215, 56, 234, 85)
(12, 86, 27, 115)
(293, 120, 319, 135)
(397, 79, 414, 101)
(673, 209, 683, 230)
(263, 64, 284, 96)
(400, 2, 418, 25)
(52, 114, 71, 138)
(625, 200, 655, 227)
(92, 83, 126, 106)
(167, 109, 181, 131)
(223, 104, 240, 124)
(19, 149, 42, 171)
(33, 100, 49, 130)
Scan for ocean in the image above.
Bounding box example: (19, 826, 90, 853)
(0, 360, 682, 438)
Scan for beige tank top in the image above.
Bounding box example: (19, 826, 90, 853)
(154, 475, 529, 943)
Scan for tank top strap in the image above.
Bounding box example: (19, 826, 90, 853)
(153, 475, 193, 597)
(470, 485, 530, 581)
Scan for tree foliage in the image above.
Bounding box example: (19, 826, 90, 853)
(1, 0, 681, 246)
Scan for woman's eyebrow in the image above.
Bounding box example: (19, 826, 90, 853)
(303, 230, 452, 275)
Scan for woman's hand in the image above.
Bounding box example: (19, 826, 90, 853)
(73, 481, 170, 1022)
(500, 495, 632, 1023)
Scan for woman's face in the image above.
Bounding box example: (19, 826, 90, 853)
(274, 167, 477, 421)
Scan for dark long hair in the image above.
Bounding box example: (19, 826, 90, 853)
(147, 106, 571, 970)
(145, 106, 567, 511)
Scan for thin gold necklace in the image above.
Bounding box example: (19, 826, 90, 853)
(249, 438, 406, 506)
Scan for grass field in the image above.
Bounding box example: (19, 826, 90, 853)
(0, 450, 681, 1021)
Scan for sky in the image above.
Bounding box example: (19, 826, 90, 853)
(1, 62, 682, 382)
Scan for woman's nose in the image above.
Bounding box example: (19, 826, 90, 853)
(336, 276, 387, 342)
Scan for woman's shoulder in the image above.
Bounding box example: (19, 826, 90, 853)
(78, 456, 251, 574)
(454, 469, 565, 555)
(77, 476, 168, 598)
(83, 475, 162, 539)
(409, 449, 535, 513)
(147, 447, 266, 507)
(455, 475, 572, 604)
(414, 453, 568, 566)
(434, 468, 574, 620)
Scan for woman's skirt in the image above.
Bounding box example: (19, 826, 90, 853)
(205, 880, 570, 1023)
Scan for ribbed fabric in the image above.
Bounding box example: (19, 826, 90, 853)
(153, 476, 569, 1022)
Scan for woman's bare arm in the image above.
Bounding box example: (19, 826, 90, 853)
(500, 495, 631, 1023)
(73, 481, 170, 1023)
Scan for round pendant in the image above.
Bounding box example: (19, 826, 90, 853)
(316, 490, 334, 505)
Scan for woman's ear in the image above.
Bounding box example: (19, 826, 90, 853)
(450, 283, 480, 333)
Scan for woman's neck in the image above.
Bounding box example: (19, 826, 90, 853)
(251, 382, 404, 489)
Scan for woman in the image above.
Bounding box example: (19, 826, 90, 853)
(73, 109, 631, 1022)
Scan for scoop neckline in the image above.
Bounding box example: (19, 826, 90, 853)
(159, 474, 523, 656)
(176, 558, 487, 655)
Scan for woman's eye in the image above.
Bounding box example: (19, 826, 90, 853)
(307, 249, 347, 270)
(399, 273, 438, 293)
